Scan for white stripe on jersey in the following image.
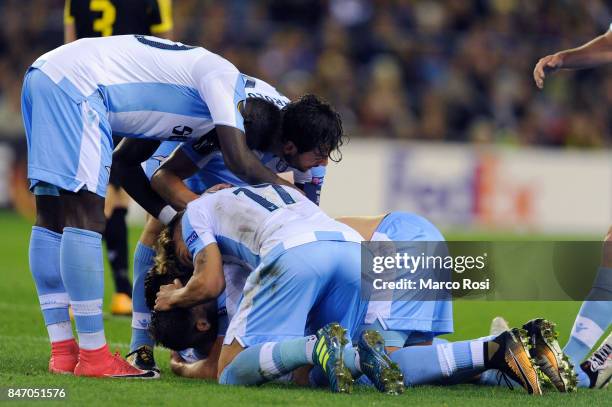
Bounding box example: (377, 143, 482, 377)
(76, 100, 103, 193)
(110, 111, 215, 140)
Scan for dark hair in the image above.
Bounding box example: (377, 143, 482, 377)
(145, 212, 191, 309)
(149, 300, 218, 351)
(243, 98, 282, 151)
(280, 94, 346, 162)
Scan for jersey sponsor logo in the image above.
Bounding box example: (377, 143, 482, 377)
(172, 125, 193, 137)
(185, 231, 199, 247)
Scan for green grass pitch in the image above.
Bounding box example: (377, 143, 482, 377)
(0, 211, 609, 406)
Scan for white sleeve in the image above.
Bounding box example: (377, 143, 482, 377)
(183, 201, 217, 259)
(198, 70, 246, 132)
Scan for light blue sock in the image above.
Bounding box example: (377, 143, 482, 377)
(130, 242, 156, 352)
(563, 267, 612, 387)
(60, 227, 106, 350)
(219, 336, 316, 385)
(390, 339, 488, 386)
(29, 227, 73, 342)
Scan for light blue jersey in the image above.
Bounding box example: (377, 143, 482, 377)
(143, 143, 326, 203)
(23, 35, 245, 197)
(363, 212, 454, 347)
(142, 75, 326, 203)
(181, 185, 366, 347)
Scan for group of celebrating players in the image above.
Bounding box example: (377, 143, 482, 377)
(21, 3, 611, 397)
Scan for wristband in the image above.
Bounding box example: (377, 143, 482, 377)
(158, 205, 178, 225)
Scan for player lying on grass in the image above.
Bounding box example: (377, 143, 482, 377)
(151, 210, 568, 394)
(118, 91, 340, 373)
(24, 34, 304, 378)
(534, 25, 612, 389)
(337, 214, 577, 394)
(149, 184, 410, 394)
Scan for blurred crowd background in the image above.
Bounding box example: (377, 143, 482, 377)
(1, 0, 611, 147)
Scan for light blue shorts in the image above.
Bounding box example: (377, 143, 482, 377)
(22, 68, 112, 197)
(365, 212, 454, 339)
(225, 241, 367, 347)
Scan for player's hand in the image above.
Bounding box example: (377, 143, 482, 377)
(204, 183, 233, 194)
(533, 53, 564, 89)
(154, 279, 184, 311)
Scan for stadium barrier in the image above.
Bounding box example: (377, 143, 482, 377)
(1, 138, 610, 234)
(321, 140, 612, 234)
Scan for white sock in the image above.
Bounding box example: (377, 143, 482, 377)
(305, 335, 317, 364)
(470, 340, 485, 369)
(47, 321, 74, 343)
(78, 331, 106, 350)
(354, 352, 362, 373)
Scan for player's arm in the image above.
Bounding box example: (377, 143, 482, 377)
(156, 243, 225, 310)
(63, 0, 77, 43)
(169, 337, 222, 379)
(151, 147, 200, 210)
(534, 29, 612, 88)
(198, 71, 298, 191)
(216, 125, 297, 190)
(112, 138, 178, 223)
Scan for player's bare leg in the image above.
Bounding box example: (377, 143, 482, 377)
(30, 193, 78, 374)
(335, 215, 386, 241)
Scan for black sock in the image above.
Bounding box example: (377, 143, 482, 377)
(104, 207, 132, 297)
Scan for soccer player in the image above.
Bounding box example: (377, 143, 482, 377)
(22, 34, 296, 378)
(124, 87, 337, 372)
(64, 0, 174, 316)
(152, 210, 550, 394)
(331, 213, 550, 394)
(150, 184, 397, 393)
(534, 27, 612, 389)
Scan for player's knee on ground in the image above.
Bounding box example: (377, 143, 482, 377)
(34, 195, 64, 233)
(61, 191, 106, 234)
